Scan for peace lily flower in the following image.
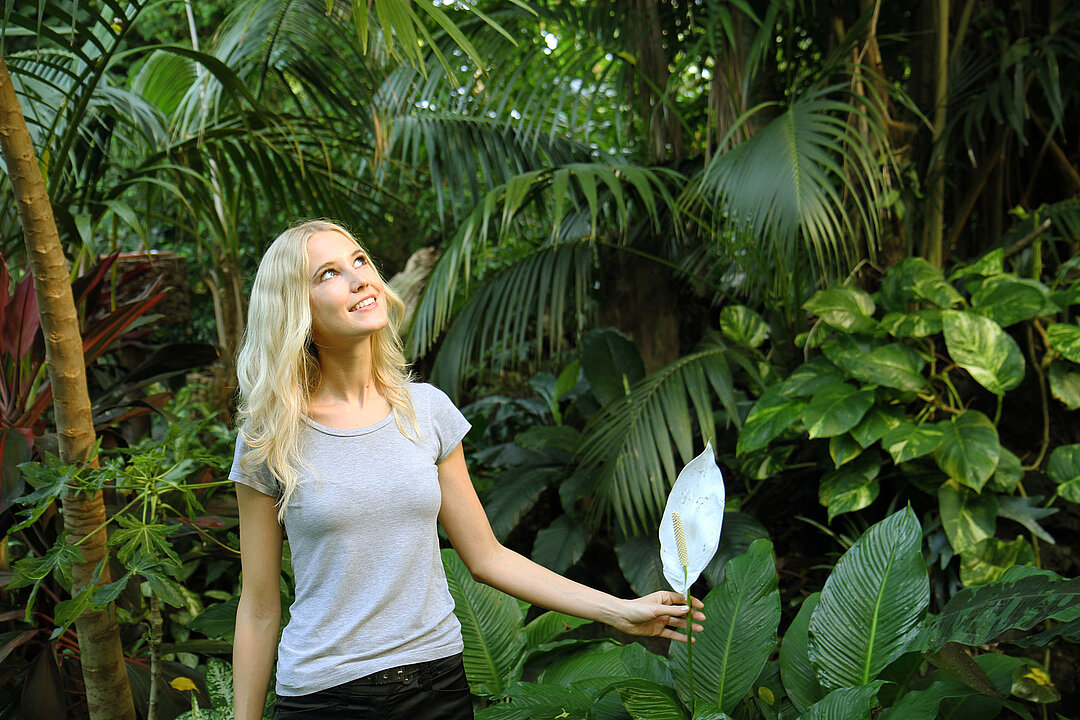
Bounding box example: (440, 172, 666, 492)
(659, 441, 726, 598)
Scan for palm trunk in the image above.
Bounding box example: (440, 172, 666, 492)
(0, 55, 136, 720)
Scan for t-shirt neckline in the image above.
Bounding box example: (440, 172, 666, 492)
(301, 411, 394, 437)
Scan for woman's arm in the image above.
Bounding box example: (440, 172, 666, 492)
(233, 483, 284, 720)
(437, 444, 703, 641)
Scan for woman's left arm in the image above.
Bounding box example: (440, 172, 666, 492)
(437, 443, 704, 641)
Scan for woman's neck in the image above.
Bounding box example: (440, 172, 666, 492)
(310, 339, 378, 405)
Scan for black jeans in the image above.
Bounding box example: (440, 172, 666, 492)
(274, 653, 473, 720)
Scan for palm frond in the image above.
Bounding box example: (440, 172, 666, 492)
(429, 239, 593, 401)
(685, 82, 891, 276)
(408, 161, 684, 360)
(575, 333, 761, 534)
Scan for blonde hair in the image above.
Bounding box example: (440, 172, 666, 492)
(235, 220, 418, 521)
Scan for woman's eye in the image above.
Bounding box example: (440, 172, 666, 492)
(320, 268, 337, 280)
(354, 255, 367, 268)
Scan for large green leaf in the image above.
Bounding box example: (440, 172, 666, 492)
(808, 508, 928, 689)
(531, 514, 590, 574)
(942, 310, 1025, 395)
(803, 289, 877, 334)
(737, 386, 805, 455)
(880, 654, 1031, 720)
(719, 305, 769, 349)
(581, 328, 646, 406)
(879, 309, 942, 338)
(1048, 360, 1080, 410)
(537, 642, 626, 685)
(1047, 323, 1080, 363)
(880, 257, 962, 311)
(781, 357, 846, 398)
(918, 567, 1080, 651)
(671, 540, 780, 713)
(802, 383, 874, 439)
(1046, 444, 1080, 503)
(615, 534, 665, 596)
(938, 480, 997, 554)
(881, 421, 944, 464)
(475, 682, 596, 720)
(933, 411, 1000, 492)
(611, 679, 687, 720)
(522, 611, 591, 652)
(823, 335, 926, 392)
(778, 593, 825, 713)
(442, 549, 525, 695)
(818, 453, 881, 521)
(850, 406, 905, 448)
(798, 681, 886, 720)
(959, 537, 1034, 586)
(970, 275, 1057, 327)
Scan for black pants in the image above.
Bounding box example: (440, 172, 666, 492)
(274, 653, 473, 720)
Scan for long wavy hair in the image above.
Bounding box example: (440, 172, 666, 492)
(235, 220, 418, 521)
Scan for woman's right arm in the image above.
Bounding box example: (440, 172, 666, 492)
(233, 483, 284, 720)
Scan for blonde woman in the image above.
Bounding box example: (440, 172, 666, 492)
(230, 220, 705, 720)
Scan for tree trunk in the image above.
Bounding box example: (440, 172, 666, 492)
(628, 0, 682, 164)
(0, 55, 137, 720)
(921, 0, 951, 267)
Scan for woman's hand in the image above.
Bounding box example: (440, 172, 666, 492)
(611, 591, 706, 642)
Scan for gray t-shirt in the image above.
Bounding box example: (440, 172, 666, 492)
(229, 382, 471, 696)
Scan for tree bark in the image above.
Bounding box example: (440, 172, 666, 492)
(921, 0, 951, 267)
(0, 55, 137, 720)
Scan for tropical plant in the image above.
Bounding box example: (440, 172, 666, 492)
(735, 207, 1080, 588)
(444, 508, 1079, 719)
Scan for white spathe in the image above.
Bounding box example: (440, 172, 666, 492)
(658, 441, 726, 597)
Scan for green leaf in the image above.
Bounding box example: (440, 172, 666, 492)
(803, 288, 877, 333)
(702, 512, 771, 586)
(737, 387, 805, 455)
(799, 681, 886, 720)
(934, 410, 1001, 492)
(953, 249, 1005, 279)
(919, 568, 1080, 651)
(802, 383, 875, 439)
(1046, 323, 1080, 364)
(881, 654, 1030, 720)
(880, 257, 962, 311)
(997, 495, 1056, 544)
(780, 357, 845, 398)
(1047, 443, 1080, 503)
(818, 453, 881, 521)
(615, 534, 665, 596)
(971, 275, 1057, 326)
(987, 448, 1023, 493)
(938, 480, 997, 554)
(611, 678, 687, 720)
(850, 406, 905, 448)
(778, 593, 825, 713)
(522, 612, 591, 652)
(205, 658, 233, 710)
(475, 682, 595, 720)
(881, 421, 944, 464)
(959, 537, 1035, 587)
(809, 507, 928, 689)
(537, 642, 626, 685)
(720, 305, 769, 349)
(671, 540, 780, 713)
(738, 445, 795, 480)
(442, 549, 525, 695)
(190, 597, 239, 641)
(825, 337, 927, 392)
(828, 434, 862, 468)
(1048, 360, 1080, 410)
(581, 328, 645, 406)
(879, 309, 942, 338)
(942, 310, 1025, 395)
(531, 514, 590, 574)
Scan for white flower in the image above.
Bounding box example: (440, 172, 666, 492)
(658, 442, 726, 597)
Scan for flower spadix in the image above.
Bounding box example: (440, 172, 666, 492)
(658, 442, 726, 597)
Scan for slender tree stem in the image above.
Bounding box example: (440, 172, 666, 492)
(685, 566, 695, 714)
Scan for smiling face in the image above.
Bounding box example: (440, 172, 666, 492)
(306, 230, 388, 348)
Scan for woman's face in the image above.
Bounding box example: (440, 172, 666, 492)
(306, 230, 388, 348)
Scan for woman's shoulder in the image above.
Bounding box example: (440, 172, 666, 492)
(405, 381, 458, 414)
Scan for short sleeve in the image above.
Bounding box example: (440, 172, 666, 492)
(228, 431, 282, 498)
(424, 384, 472, 463)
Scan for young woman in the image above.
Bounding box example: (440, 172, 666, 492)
(230, 220, 705, 720)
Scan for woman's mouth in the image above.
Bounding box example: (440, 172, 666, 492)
(349, 296, 377, 312)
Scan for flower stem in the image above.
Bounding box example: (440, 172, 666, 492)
(685, 566, 695, 714)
